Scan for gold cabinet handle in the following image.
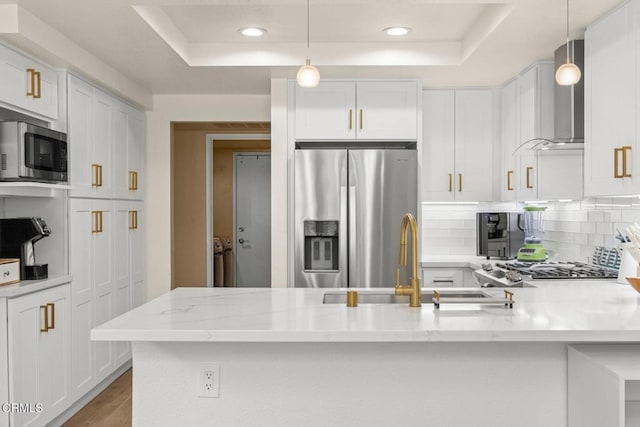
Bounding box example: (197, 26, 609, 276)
(359, 109, 363, 130)
(98, 164, 103, 187)
(40, 305, 49, 332)
(91, 164, 103, 187)
(458, 173, 462, 192)
(448, 173, 453, 192)
(134, 210, 138, 229)
(47, 303, 55, 330)
(349, 109, 353, 130)
(129, 171, 135, 191)
(623, 146, 632, 178)
(526, 166, 534, 189)
(27, 68, 36, 97)
(134, 171, 138, 190)
(614, 148, 623, 178)
(507, 170, 514, 191)
(34, 70, 41, 99)
(92, 211, 103, 233)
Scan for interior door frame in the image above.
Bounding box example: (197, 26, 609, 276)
(205, 133, 271, 287)
(233, 152, 272, 287)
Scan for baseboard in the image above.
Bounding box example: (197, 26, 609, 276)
(49, 361, 132, 426)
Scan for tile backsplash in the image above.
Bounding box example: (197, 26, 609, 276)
(421, 197, 640, 262)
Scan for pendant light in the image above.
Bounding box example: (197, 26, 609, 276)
(555, 0, 581, 86)
(297, 0, 320, 87)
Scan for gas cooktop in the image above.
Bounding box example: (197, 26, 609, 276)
(494, 261, 618, 280)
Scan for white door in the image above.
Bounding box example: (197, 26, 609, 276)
(234, 153, 271, 287)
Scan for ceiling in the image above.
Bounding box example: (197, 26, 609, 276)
(0, 0, 625, 96)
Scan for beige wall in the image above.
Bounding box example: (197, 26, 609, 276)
(212, 140, 270, 241)
(145, 94, 271, 301)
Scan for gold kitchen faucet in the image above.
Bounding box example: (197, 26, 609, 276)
(395, 213, 421, 307)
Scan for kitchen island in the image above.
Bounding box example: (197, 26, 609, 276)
(92, 284, 640, 426)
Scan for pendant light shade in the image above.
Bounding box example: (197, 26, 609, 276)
(297, 59, 320, 87)
(556, 0, 581, 86)
(555, 61, 581, 86)
(297, 0, 320, 87)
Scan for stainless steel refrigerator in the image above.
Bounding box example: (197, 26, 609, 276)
(294, 148, 417, 288)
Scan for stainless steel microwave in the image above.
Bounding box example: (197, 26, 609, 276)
(0, 121, 68, 182)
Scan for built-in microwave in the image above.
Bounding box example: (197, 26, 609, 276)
(0, 121, 68, 182)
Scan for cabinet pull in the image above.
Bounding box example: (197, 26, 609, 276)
(614, 148, 623, 178)
(448, 173, 453, 192)
(98, 211, 103, 233)
(47, 303, 55, 330)
(34, 71, 41, 99)
(98, 164, 103, 187)
(359, 109, 363, 130)
(91, 164, 103, 187)
(526, 167, 534, 189)
(349, 109, 353, 130)
(134, 171, 138, 190)
(129, 171, 135, 190)
(458, 174, 462, 192)
(623, 146, 632, 178)
(92, 211, 103, 233)
(26, 68, 41, 99)
(507, 170, 514, 191)
(134, 210, 138, 229)
(40, 305, 49, 332)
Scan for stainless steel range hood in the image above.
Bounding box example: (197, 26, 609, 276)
(531, 40, 584, 151)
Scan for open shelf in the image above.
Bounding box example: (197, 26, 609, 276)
(0, 182, 71, 197)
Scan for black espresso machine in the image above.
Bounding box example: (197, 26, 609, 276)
(0, 217, 50, 280)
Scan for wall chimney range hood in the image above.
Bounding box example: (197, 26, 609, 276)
(516, 40, 585, 152)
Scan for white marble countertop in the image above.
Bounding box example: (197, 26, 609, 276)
(421, 255, 489, 269)
(92, 281, 640, 343)
(0, 274, 72, 298)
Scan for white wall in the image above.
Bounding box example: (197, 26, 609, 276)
(145, 94, 271, 300)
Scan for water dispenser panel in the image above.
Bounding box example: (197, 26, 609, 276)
(303, 220, 339, 271)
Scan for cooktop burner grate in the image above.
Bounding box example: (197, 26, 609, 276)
(494, 261, 618, 280)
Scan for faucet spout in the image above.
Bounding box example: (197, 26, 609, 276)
(395, 213, 421, 307)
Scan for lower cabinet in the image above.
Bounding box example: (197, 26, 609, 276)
(422, 267, 475, 287)
(6, 284, 71, 427)
(69, 198, 144, 402)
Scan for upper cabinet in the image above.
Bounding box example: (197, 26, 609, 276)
(584, 0, 639, 196)
(500, 62, 583, 201)
(68, 74, 145, 200)
(295, 80, 418, 140)
(422, 89, 493, 202)
(0, 43, 59, 120)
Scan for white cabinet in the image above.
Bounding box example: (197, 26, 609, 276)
(0, 43, 59, 120)
(295, 80, 418, 140)
(69, 198, 115, 399)
(7, 284, 71, 427)
(585, 1, 639, 196)
(500, 63, 583, 201)
(422, 267, 475, 287)
(114, 200, 145, 366)
(422, 89, 493, 202)
(68, 74, 145, 200)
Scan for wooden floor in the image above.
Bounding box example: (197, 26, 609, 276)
(63, 369, 132, 427)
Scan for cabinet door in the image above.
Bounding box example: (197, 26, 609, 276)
(0, 44, 58, 120)
(517, 67, 539, 200)
(112, 100, 129, 200)
(422, 268, 462, 287)
(93, 199, 115, 382)
(585, 3, 637, 196)
(501, 80, 519, 201)
(131, 201, 145, 308)
(454, 90, 493, 202)
(92, 90, 114, 198)
(295, 81, 356, 140)
(7, 285, 71, 427)
(356, 81, 418, 140)
(69, 199, 95, 399)
(114, 201, 132, 366)
(422, 90, 455, 201)
(68, 75, 95, 198)
(127, 107, 145, 199)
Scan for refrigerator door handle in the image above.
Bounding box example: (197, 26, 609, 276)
(340, 185, 349, 287)
(348, 184, 356, 286)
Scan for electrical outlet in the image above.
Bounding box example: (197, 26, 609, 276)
(198, 364, 220, 398)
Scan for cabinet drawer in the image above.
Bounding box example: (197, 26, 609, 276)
(422, 268, 463, 287)
(0, 258, 19, 286)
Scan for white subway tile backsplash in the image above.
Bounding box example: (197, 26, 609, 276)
(596, 222, 612, 235)
(588, 211, 604, 222)
(580, 222, 596, 234)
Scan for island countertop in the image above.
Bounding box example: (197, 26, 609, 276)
(90, 281, 640, 343)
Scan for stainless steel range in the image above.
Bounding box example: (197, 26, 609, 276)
(474, 261, 618, 288)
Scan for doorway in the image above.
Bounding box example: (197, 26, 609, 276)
(234, 153, 271, 287)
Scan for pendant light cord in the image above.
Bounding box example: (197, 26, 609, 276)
(306, 0, 310, 50)
(565, 0, 570, 61)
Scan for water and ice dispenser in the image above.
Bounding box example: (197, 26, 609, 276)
(304, 220, 339, 271)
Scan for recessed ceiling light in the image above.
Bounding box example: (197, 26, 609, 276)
(383, 27, 411, 36)
(240, 27, 267, 37)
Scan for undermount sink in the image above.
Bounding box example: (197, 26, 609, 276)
(322, 289, 491, 305)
